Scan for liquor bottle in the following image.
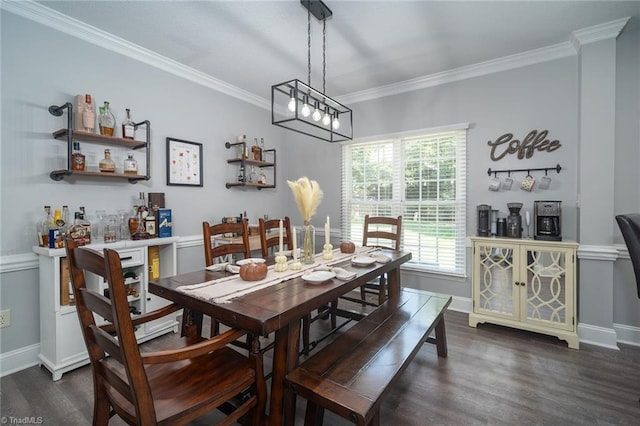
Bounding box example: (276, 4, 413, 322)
(99, 149, 116, 173)
(79, 207, 92, 244)
(248, 166, 258, 183)
(99, 101, 116, 136)
(131, 192, 150, 240)
(49, 209, 64, 248)
(37, 205, 52, 247)
(71, 141, 86, 171)
(122, 108, 135, 139)
(258, 169, 267, 185)
(98, 106, 105, 134)
(123, 153, 138, 175)
(252, 138, 262, 161)
(61, 205, 70, 236)
(82, 94, 95, 133)
(70, 212, 89, 246)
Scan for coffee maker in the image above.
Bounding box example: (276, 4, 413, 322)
(534, 201, 562, 241)
(506, 203, 523, 238)
(477, 204, 491, 237)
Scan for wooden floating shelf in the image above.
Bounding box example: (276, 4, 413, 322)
(226, 158, 275, 167)
(52, 129, 147, 150)
(225, 182, 276, 189)
(50, 169, 149, 183)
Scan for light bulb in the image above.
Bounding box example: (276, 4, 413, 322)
(301, 97, 311, 117)
(332, 114, 340, 130)
(312, 103, 322, 121)
(287, 89, 296, 112)
(322, 108, 331, 126)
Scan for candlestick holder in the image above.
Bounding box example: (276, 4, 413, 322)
(289, 259, 302, 270)
(322, 243, 333, 260)
(274, 254, 288, 272)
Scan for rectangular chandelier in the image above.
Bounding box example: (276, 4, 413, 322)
(272, 79, 352, 143)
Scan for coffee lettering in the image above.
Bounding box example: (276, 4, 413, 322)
(487, 129, 561, 161)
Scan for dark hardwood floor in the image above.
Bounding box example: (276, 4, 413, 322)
(2, 299, 640, 425)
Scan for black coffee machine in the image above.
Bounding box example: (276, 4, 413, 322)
(477, 204, 491, 236)
(534, 201, 562, 241)
(506, 203, 523, 238)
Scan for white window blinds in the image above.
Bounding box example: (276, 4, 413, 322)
(341, 124, 468, 275)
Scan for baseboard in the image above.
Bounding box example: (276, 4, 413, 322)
(613, 322, 640, 347)
(0, 343, 40, 378)
(577, 323, 620, 350)
(448, 296, 472, 314)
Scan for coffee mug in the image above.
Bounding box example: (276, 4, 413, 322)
(502, 177, 514, 190)
(489, 177, 501, 191)
(538, 175, 552, 190)
(521, 174, 535, 192)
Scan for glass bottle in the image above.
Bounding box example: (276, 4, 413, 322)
(252, 137, 262, 161)
(82, 94, 95, 133)
(80, 207, 92, 244)
(122, 108, 135, 139)
(61, 205, 70, 236)
(71, 141, 86, 171)
(97, 106, 105, 134)
(50, 209, 64, 248)
(123, 153, 138, 175)
(99, 101, 116, 136)
(37, 205, 52, 247)
(248, 166, 258, 183)
(258, 169, 267, 185)
(99, 149, 116, 173)
(302, 222, 316, 264)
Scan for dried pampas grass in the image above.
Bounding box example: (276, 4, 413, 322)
(287, 177, 323, 223)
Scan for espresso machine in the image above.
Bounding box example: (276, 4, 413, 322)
(506, 203, 523, 238)
(477, 204, 491, 236)
(534, 201, 562, 241)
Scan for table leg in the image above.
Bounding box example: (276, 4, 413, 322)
(269, 319, 301, 426)
(386, 266, 400, 301)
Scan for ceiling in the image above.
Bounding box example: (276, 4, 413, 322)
(33, 1, 640, 103)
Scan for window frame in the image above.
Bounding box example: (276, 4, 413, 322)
(341, 123, 468, 276)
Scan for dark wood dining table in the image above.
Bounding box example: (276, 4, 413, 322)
(148, 249, 412, 425)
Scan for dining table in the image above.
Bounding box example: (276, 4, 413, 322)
(148, 248, 412, 425)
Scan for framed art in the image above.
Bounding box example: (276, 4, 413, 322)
(166, 137, 203, 187)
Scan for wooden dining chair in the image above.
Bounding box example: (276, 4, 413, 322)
(203, 219, 251, 266)
(258, 216, 292, 257)
(343, 215, 402, 307)
(203, 220, 252, 336)
(64, 238, 267, 426)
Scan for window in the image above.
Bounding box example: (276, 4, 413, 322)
(341, 124, 468, 275)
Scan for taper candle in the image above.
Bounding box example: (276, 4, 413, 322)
(279, 219, 283, 254)
(292, 226, 297, 260)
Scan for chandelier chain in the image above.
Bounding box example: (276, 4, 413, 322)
(307, 8, 311, 87)
(323, 18, 326, 95)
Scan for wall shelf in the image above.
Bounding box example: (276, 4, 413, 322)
(225, 141, 276, 189)
(48, 102, 151, 183)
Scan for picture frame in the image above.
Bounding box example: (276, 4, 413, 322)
(166, 137, 203, 187)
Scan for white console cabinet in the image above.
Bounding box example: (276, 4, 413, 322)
(468, 237, 579, 349)
(33, 237, 180, 380)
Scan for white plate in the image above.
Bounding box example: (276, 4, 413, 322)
(351, 256, 376, 266)
(236, 258, 266, 266)
(301, 270, 336, 284)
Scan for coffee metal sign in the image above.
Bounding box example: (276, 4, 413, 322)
(487, 130, 561, 161)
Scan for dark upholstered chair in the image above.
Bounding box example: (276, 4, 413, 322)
(65, 238, 266, 425)
(615, 213, 640, 405)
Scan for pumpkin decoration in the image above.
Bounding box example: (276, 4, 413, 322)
(239, 261, 268, 281)
(340, 241, 356, 254)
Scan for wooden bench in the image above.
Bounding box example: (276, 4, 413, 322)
(285, 287, 452, 426)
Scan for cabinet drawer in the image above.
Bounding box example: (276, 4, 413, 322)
(115, 248, 144, 267)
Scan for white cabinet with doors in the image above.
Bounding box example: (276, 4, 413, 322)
(33, 237, 180, 380)
(468, 237, 579, 349)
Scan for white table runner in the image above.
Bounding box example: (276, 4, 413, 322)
(177, 247, 378, 304)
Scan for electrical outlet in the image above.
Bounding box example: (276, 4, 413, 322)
(0, 309, 11, 328)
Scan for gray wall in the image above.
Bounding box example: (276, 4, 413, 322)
(1, 9, 639, 374)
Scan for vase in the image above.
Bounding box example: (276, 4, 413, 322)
(302, 222, 315, 264)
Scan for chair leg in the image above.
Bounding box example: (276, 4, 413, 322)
(329, 299, 337, 330)
(93, 388, 111, 426)
(302, 314, 311, 356)
(360, 285, 367, 306)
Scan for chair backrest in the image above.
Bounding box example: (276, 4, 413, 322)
(258, 216, 292, 257)
(616, 214, 640, 299)
(203, 220, 251, 266)
(65, 239, 158, 422)
(363, 215, 402, 251)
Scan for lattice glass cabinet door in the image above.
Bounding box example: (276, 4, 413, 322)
(473, 241, 520, 321)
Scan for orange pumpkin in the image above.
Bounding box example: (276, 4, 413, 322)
(239, 261, 268, 281)
(340, 241, 356, 254)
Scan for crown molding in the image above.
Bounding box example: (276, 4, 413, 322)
(336, 42, 576, 105)
(1, 0, 270, 111)
(570, 16, 631, 51)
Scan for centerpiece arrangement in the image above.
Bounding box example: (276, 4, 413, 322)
(287, 177, 323, 264)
